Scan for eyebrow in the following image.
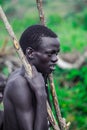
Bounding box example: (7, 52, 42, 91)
(45, 48, 60, 53)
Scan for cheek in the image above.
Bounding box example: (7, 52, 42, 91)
(40, 55, 50, 63)
(37, 53, 50, 65)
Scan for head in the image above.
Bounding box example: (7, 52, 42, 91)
(19, 25, 60, 75)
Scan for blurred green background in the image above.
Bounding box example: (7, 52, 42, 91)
(0, 0, 87, 130)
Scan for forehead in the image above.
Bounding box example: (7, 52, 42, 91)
(38, 37, 60, 52)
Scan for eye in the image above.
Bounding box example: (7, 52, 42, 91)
(56, 49, 60, 55)
(56, 52, 59, 55)
(47, 53, 52, 57)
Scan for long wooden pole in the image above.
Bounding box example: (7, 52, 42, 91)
(49, 74, 65, 130)
(0, 6, 32, 78)
(49, 74, 70, 130)
(35, 0, 70, 130)
(36, 0, 46, 25)
(35, 0, 61, 129)
(0, 5, 60, 130)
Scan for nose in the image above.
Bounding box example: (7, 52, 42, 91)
(51, 54, 58, 63)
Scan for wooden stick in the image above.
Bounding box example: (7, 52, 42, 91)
(47, 101, 60, 130)
(0, 5, 60, 130)
(0, 6, 32, 78)
(35, 0, 70, 130)
(36, 0, 61, 129)
(49, 74, 70, 130)
(36, 0, 46, 25)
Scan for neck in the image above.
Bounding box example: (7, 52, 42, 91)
(42, 73, 48, 85)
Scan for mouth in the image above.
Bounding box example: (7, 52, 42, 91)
(49, 64, 56, 71)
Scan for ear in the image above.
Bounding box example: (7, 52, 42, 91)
(26, 47, 35, 59)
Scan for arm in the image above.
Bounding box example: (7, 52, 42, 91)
(25, 66, 48, 130)
(8, 77, 34, 130)
(34, 93, 48, 130)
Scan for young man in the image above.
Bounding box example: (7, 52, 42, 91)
(3, 25, 60, 130)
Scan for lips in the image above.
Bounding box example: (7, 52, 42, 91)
(49, 64, 56, 71)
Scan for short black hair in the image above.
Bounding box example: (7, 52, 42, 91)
(19, 24, 57, 54)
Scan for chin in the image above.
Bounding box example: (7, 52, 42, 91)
(43, 69, 53, 75)
(37, 68, 53, 74)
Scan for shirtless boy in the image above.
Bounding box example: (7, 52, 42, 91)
(3, 25, 60, 130)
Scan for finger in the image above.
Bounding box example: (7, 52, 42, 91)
(24, 73, 31, 81)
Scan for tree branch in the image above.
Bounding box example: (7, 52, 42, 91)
(57, 51, 87, 69)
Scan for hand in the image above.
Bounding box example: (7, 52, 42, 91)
(25, 66, 46, 96)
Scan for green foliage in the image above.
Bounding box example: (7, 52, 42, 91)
(0, 0, 4, 5)
(51, 66, 87, 130)
(47, 14, 62, 25)
(0, 103, 3, 110)
(2, 67, 9, 77)
(68, 8, 87, 30)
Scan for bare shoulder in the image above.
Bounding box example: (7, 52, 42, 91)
(4, 67, 32, 105)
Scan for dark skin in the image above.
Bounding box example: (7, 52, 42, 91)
(3, 37, 60, 130)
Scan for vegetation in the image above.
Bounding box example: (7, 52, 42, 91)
(0, 0, 87, 130)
